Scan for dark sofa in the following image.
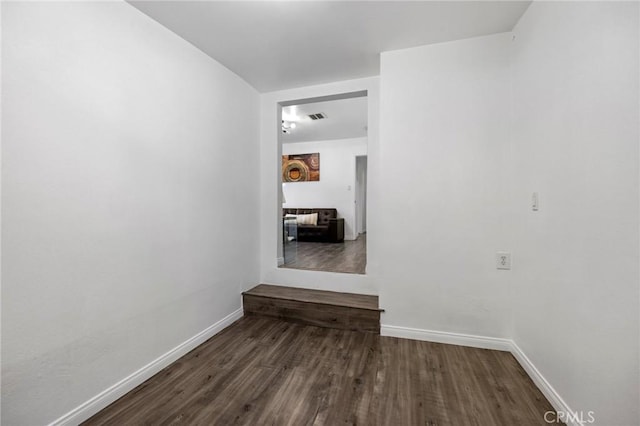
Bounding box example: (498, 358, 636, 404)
(283, 208, 344, 243)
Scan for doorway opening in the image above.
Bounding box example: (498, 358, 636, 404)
(279, 91, 368, 274)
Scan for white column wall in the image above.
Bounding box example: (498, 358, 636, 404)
(378, 33, 513, 338)
(510, 3, 639, 424)
(1, 3, 260, 424)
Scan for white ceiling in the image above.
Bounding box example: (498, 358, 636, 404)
(129, 1, 531, 93)
(282, 96, 368, 143)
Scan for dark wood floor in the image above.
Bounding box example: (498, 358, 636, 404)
(85, 316, 557, 425)
(282, 234, 366, 274)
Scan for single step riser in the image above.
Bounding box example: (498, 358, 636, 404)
(243, 294, 380, 334)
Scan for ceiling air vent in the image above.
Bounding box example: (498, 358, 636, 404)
(308, 112, 327, 120)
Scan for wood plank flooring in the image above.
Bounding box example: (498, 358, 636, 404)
(84, 316, 558, 426)
(282, 234, 366, 275)
(242, 284, 381, 333)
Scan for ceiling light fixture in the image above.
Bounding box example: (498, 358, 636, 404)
(282, 108, 302, 133)
(282, 120, 295, 134)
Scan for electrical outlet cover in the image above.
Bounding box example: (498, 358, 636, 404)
(496, 251, 511, 270)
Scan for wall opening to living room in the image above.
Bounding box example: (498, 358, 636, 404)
(279, 92, 368, 275)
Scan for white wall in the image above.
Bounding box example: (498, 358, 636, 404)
(283, 138, 367, 240)
(260, 77, 379, 295)
(0, 3, 3, 423)
(510, 2, 639, 424)
(378, 33, 513, 338)
(378, 4, 639, 424)
(1, 2, 259, 424)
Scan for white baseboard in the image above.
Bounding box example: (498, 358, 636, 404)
(381, 323, 577, 425)
(381, 324, 512, 351)
(48, 308, 244, 426)
(509, 342, 580, 426)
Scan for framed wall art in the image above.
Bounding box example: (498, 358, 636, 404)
(282, 153, 320, 182)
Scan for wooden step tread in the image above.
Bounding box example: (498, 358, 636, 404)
(243, 284, 381, 333)
(243, 284, 382, 312)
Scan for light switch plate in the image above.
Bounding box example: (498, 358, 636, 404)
(532, 192, 539, 211)
(496, 252, 511, 270)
